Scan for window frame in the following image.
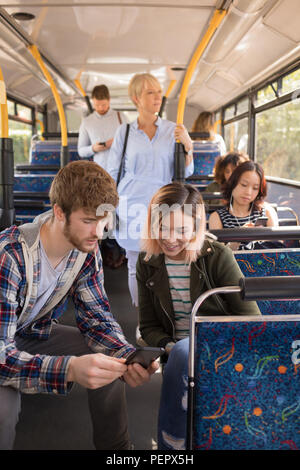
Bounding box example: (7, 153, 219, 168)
(216, 57, 300, 179)
(6, 94, 46, 135)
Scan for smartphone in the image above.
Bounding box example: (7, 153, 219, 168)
(125, 347, 165, 368)
(255, 216, 268, 227)
(98, 141, 106, 147)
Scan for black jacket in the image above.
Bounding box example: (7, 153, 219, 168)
(136, 239, 261, 347)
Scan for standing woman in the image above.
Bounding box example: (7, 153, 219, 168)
(107, 73, 194, 307)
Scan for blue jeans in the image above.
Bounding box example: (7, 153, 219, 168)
(157, 337, 189, 450)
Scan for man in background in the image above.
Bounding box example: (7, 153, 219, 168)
(78, 84, 128, 171)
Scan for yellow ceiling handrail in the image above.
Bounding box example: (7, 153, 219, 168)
(165, 79, 177, 98)
(74, 77, 93, 114)
(0, 67, 9, 139)
(176, 8, 227, 125)
(74, 78, 87, 97)
(28, 44, 68, 147)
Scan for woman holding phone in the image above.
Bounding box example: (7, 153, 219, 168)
(136, 182, 260, 449)
(209, 161, 278, 250)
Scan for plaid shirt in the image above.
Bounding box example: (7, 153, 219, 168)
(0, 223, 135, 395)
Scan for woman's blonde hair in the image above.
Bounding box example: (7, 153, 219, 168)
(128, 73, 161, 107)
(140, 182, 206, 264)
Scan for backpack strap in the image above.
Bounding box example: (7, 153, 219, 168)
(116, 124, 130, 186)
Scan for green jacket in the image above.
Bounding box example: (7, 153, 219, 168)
(136, 239, 261, 348)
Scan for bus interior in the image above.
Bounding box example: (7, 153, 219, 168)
(0, 0, 300, 451)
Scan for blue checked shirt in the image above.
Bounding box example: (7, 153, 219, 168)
(0, 224, 135, 395)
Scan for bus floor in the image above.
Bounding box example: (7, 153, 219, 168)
(13, 263, 162, 451)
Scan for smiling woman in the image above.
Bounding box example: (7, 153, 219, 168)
(135, 181, 260, 450)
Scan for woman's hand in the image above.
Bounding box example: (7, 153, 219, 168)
(227, 241, 240, 251)
(174, 124, 193, 153)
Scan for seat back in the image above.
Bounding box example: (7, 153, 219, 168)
(30, 139, 80, 166)
(14, 139, 88, 224)
(192, 314, 300, 450)
(234, 248, 300, 314)
(191, 140, 221, 186)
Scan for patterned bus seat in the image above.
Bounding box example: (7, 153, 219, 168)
(30, 139, 80, 166)
(234, 249, 300, 314)
(193, 315, 300, 450)
(191, 141, 220, 186)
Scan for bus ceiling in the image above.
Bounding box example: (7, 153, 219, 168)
(0, 1, 299, 114)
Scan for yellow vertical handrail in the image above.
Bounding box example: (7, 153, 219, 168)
(176, 9, 227, 125)
(28, 44, 68, 147)
(214, 118, 221, 135)
(74, 76, 93, 114)
(0, 67, 9, 138)
(36, 118, 45, 141)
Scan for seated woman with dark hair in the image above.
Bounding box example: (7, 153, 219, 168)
(204, 151, 249, 205)
(208, 160, 278, 249)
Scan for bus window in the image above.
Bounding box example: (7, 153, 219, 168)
(282, 69, 300, 96)
(7, 99, 15, 115)
(224, 117, 248, 153)
(236, 97, 248, 115)
(17, 103, 32, 121)
(255, 82, 278, 106)
(9, 120, 32, 165)
(256, 99, 300, 181)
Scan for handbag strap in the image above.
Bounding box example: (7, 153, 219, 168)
(116, 123, 130, 186)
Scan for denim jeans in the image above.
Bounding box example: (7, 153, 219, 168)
(157, 338, 189, 450)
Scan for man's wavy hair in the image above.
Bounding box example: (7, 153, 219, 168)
(222, 160, 267, 210)
(140, 182, 206, 264)
(92, 84, 110, 101)
(49, 160, 118, 220)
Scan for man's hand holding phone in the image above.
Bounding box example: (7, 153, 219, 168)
(92, 138, 114, 153)
(123, 347, 163, 388)
(92, 142, 106, 153)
